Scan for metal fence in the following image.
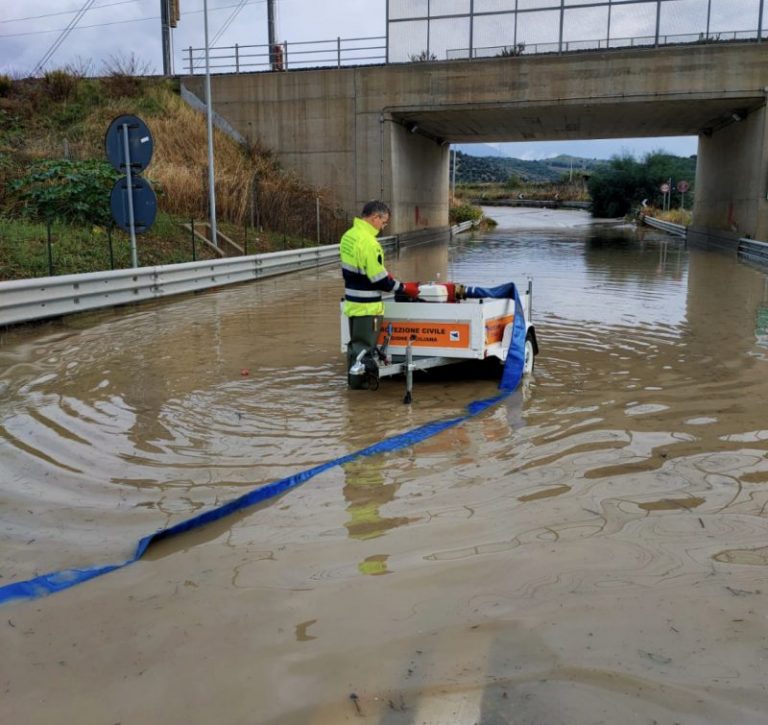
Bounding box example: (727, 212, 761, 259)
(184, 36, 387, 74)
(387, 0, 766, 62)
(183, 8, 768, 75)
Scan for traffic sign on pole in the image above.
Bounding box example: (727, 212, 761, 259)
(105, 115, 154, 174)
(105, 114, 156, 267)
(110, 176, 157, 233)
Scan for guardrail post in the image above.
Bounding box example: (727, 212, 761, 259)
(188, 46, 193, 74)
(283, 41, 288, 69)
(107, 226, 115, 270)
(46, 220, 54, 276)
(337, 36, 341, 67)
(235, 43, 240, 73)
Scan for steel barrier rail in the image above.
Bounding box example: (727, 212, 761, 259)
(641, 215, 687, 238)
(738, 238, 768, 266)
(0, 237, 398, 327)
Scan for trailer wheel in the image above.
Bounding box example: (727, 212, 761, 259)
(523, 334, 535, 376)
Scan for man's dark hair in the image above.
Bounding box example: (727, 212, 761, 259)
(361, 200, 390, 218)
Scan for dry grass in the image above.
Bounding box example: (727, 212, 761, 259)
(646, 207, 693, 226)
(2, 76, 349, 241)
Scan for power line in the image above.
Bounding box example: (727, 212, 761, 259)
(211, 0, 250, 47)
(0, 0, 268, 39)
(1, 16, 156, 39)
(33, 0, 100, 75)
(3, 0, 147, 24)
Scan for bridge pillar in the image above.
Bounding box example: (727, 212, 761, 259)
(691, 102, 768, 245)
(383, 119, 449, 232)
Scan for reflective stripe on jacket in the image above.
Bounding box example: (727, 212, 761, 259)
(340, 217, 401, 317)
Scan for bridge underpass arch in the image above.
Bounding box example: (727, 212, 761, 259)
(184, 40, 768, 243)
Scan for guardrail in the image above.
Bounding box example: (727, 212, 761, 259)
(738, 238, 768, 266)
(0, 227, 479, 327)
(641, 215, 687, 238)
(0, 244, 351, 327)
(451, 220, 475, 235)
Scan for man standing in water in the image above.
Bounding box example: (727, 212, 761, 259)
(340, 201, 419, 389)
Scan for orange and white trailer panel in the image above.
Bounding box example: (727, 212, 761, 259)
(340, 283, 533, 367)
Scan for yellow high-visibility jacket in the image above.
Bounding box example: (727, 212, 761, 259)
(340, 217, 402, 317)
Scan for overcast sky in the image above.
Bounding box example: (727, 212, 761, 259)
(1, 0, 762, 159)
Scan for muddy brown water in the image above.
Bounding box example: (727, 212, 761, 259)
(2, 211, 768, 724)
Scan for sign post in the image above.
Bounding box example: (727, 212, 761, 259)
(660, 182, 670, 211)
(105, 115, 157, 267)
(676, 179, 690, 210)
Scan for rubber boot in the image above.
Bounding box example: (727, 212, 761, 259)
(347, 315, 381, 389)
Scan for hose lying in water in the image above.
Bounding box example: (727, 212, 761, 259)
(0, 287, 526, 607)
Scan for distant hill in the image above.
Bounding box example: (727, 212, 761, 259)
(452, 151, 607, 184)
(454, 143, 509, 158)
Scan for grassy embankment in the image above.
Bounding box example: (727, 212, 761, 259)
(0, 72, 349, 280)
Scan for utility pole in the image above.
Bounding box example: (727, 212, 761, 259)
(203, 0, 218, 247)
(267, 0, 277, 70)
(160, 0, 180, 76)
(161, 0, 171, 75)
(451, 148, 458, 198)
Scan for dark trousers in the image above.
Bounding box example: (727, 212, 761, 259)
(347, 315, 382, 389)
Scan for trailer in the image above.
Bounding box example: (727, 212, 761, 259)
(341, 280, 537, 402)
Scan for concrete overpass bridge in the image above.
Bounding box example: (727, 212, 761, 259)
(182, 41, 768, 243)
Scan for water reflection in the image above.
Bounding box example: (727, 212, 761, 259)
(5, 214, 768, 724)
(2, 217, 768, 583)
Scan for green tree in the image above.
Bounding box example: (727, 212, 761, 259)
(588, 152, 696, 217)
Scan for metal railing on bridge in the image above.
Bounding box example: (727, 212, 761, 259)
(447, 30, 760, 60)
(185, 37, 387, 74)
(184, 28, 764, 76)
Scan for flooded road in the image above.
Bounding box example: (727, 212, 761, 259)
(2, 208, 768, 724)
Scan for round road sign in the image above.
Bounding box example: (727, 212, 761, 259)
(677, 180, 690, 193)
(110, 176, 157, 234)
(660, 183, 670, 193)
(105, 114, 154, 174)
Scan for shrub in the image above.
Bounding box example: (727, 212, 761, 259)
(43, 70, 78, 102)
(99, 53, 154, 98)
(449, 203, 483, 224)
(409, 50, 437, 62)
(0, 74, 12, 97)
(8, 159, 119, 225)
(496, 43, 525, 57)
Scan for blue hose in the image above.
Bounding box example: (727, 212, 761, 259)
(0, 286, 527, 607)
